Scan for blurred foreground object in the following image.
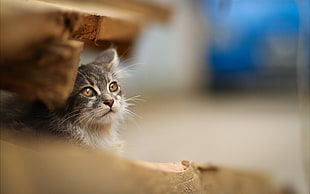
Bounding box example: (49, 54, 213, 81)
(0, 0, 84, 108)
(0, 0, 171, 108)
(0, 139, 285, 194)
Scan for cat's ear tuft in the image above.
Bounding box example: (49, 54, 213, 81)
(94, 48, 119, 70)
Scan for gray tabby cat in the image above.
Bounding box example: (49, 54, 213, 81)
(0, 48, 130, 151)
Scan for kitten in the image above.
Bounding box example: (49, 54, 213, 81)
(0, 48, 130, 151)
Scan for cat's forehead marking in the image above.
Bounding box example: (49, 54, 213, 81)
(92, 84, 101, 96)
(85, 73, 102, 95)
(79, 64, 119, 95)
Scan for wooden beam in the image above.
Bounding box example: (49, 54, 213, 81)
(35, 0, 172, 43)
(0, 0, 171, 107)
(97, 16, 140, 41)
(0, 139, 284, 194)
(37, 0, 172, 23)
(71, 15, 140, 42)
(0, 40, 83, 109)
(0, 0, 82, 61)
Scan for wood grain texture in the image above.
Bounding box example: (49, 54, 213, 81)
(0, 139, 283, 194)
(1, 0, 84, 108)
(38, 0, 172, 23)
(0, 40, 83, 109)
(0, 0, 171, 107)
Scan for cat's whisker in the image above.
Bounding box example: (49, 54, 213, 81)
(120, 56, 141, 65)
(120, 62, 140, 69)
(63, 108, 83, 117)
(88, 112, 98, 126)
(114, 63, 140, 76)
(123, 97, 141, 109)
(118, 46, 131, 60)
(124, 95, 145, 103)
(72, 108, 94, 125)
(124, 109, 141, 119)
(75, 113, 92, 125)
(115, 65, 140, 75)
(60, 109, 84, 124)
(61, 112, 82, 124)
(126, 103, 135, 107)
(125, 99, 143, 104)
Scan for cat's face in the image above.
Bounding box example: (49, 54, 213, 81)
(65, 49, 127, 127)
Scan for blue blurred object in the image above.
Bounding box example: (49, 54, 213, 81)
(201, 0, 307, 91)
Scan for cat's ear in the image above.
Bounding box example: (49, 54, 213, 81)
(94, 48, 119, 70)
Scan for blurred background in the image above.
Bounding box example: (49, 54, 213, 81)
(81, 0, 309, 193)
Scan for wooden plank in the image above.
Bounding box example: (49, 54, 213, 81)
(0, 0, 171, 107)
(1, 0, 171, 60)
(35, 0, 172, 42)
(71, 15, 140, 42)
(71, 15, 100, 41)
(0, 0, 82, 62)
(97, 16, 140, 41)
(0, 139, 284, 194)
(38, 0, 172, 23)
(0, 40, 84, 109)
(0, 0, 85, 108)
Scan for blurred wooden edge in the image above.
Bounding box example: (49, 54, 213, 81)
(37, 0, 172, 23)
(0, 40, 83, 109)
(0, 139, 284, 194)
(1, 0, 171, 59)
(0, 0, 83, 108)
(35, 0, 172, 42)
(0, 0, 82, 61)
(0, 0, 172, 107)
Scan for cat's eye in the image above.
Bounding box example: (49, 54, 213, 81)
(109, 81, 119, 92)
(81, 87, 96, 97)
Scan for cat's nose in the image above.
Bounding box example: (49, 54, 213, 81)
(103, 99, 114, 108)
